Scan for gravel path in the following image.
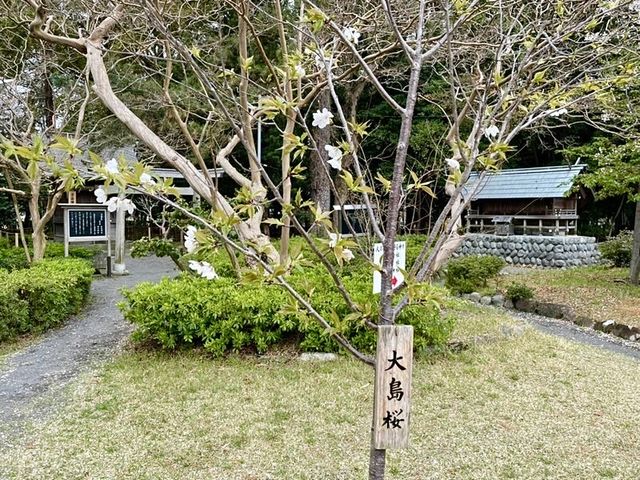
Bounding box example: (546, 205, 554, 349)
(508, 309, 640, 361)
(0, 254, 177, 446)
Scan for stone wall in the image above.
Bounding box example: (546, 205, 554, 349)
(453, 234, 600, 267)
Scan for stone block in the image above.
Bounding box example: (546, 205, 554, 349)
(574, 316, 595, 328)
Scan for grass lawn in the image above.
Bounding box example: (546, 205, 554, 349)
(502, 266, 640, 327)
(1, 305, 639, 479)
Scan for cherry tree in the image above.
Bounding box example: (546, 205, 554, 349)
(16, 0, 640, 477)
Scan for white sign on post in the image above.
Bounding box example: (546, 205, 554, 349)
(373, 241, 406, 294)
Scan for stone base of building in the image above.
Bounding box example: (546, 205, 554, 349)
(453, 234, 600, 268)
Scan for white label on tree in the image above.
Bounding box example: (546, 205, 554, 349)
(373, 241, 406, 294)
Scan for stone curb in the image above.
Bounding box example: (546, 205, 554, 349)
(462, 293, 640, 343)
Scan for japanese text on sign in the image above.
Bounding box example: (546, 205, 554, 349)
(68, 210, 107, 238)
(373, 325, 413, 449)
(372, 241, 406, 294)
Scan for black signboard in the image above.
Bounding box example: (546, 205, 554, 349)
(68, 209, 107, 238)
(338, 208, 368, 235)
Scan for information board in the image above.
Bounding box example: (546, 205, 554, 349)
(68, 209, 107, 238)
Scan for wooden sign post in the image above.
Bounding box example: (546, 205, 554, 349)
(373, 325, 413, 449)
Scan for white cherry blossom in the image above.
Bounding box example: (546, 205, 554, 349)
(188, 260, 218, 280)
(328, 232, 339, 248)
(312, 108, 333, 129)
(105, 197, 136, 214)
(122, 199, 136, 215)
(294, 64, 306, 78)
(140, 172, 155, 186)
(343, 248, 354, 262)
(105, 158, 119, 174)
(184, 225, 198, 253)
(94, 187, 107, 204)
(445, 158, 460, 171)
(484, 124, 500, 138)
(343, 27, 361, 45)
(324, 145, 343, 170)
(548, 107, 568, 117)
(105, 197, 118, 212)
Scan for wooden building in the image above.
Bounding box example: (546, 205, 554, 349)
(463, 164, 586, 236)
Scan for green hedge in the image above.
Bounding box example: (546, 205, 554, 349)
(445, 255, 506, 294)
(121, 265, 454, 357)
(0, 258, 94, 342)
(599, 230, 633, 267)
(0, 242, 96, 271)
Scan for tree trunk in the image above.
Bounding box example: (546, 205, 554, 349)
(630, 199, 640, 285)
(309, 90, 332, 232)
(4, 169, 31, 263)
(28, 183, 46, 262)
(32, 223, 46, 262)
(368, 447, 386, 480)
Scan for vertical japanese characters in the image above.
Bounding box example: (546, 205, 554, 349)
(373, 326, 413, 449)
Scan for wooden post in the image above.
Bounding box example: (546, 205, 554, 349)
(113, 192, 127, 274)
(372, 325, 413, 450)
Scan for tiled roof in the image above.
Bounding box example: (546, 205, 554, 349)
(464, 164, 586, 200)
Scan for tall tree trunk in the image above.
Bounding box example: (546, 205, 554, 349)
(630, 198, 640, 285)
(28, 182, 47, 262)
(309, 89, 332, 231)
(31, 223, 47, 262)
(42, 49, 55, 130)
(4, 169, 31, 263)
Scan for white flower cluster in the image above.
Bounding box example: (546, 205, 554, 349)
(184, 225, 198, 253)
(484, 124, 500, 139)
(188, 260, 218, 280)
(312, 108, 333, 129)
(445, 158, 460, 172)
(548, 107, 568, 118)
(105, 158, 119, 174)
(139, 172, 155, 186)
(342, 27, 361, 45)
(93, 187, 136, 214)
(328, 233, 354, 262)
(324, 145, 343, 170)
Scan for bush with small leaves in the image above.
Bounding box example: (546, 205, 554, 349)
(0, 242, 96, 271)
(120, 262, 455, 356)
(505, 282, 534, 303)
(445, 255, 506, 294)
(0, 258, 94, 342)
(599, 231, 633, 267)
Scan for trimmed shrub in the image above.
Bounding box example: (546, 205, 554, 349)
(120, 265, 454, 357)
(0, 242, 96, 271)
(445, 255, 506, 294)
(505, 282, 534, 302)
(599, 231, 633, 267)
(0, 247, 29, 271)
(0, 258, 94, 342)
